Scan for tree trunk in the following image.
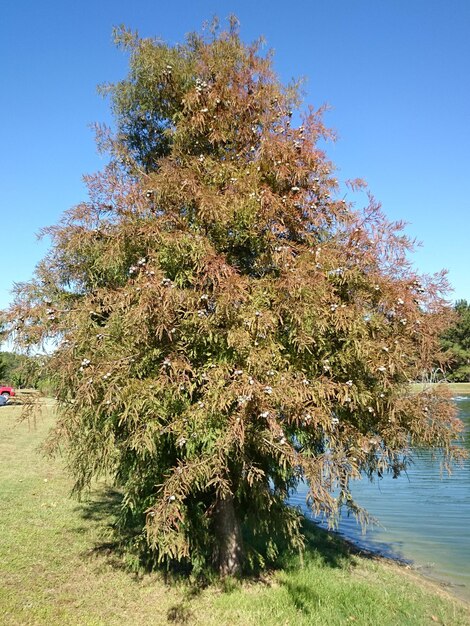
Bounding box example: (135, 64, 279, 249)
(213, 493, 243, 576)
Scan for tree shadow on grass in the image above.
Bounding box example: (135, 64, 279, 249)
(69, 488, 416, 623)
(72, 487, 196, 581)
(276, 518, 411, 616)
(302, 514, 410, 565)
(74, 489, 206, 624)
(166, 602, 194, 624)
(282, 580, 320, 616)
(72, 484, 404, 614)
(298, 518, 354, 569)
(77, 486, 123, 523)
(72, 486, 135, 571)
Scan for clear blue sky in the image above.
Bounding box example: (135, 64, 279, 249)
(1, 0, 469, 311)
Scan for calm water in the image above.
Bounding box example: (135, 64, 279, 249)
(291, 396, 470, 600)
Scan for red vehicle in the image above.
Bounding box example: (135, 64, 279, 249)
(0, 386, 15, 399)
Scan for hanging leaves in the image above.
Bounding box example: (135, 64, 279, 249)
(3, 18, 463, 574)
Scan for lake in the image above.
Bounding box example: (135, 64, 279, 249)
(291, 395, 470, 600)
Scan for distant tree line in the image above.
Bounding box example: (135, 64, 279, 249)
(0, 351, 51, 391)
(441, 300, 470, 382)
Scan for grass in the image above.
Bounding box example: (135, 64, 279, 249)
(444, 382, 470, 394)
(1, 401, 469, 625)
(411, 382, 470, 394)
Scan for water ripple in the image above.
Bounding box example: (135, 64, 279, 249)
(293, 396, 470, 600)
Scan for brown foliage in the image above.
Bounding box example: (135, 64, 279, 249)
(2, 20, 463, 573)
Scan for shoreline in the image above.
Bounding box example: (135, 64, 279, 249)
(327, 525, 470, 607)
(411, 382, 470, 394)
(315, 388, 470, 606)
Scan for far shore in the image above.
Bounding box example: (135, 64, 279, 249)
(411, 382, 470, 394)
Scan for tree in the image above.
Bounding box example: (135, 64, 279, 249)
(441, 300, 470, 382)
(3, 19, 463, 576)
(0, 351, 25, 385)
(0, 351, 44, 388)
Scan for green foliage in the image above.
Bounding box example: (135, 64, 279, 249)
(0, 351, 20, 384)
(0, 351, 48, 389)
(3, 19, 463, 576)
(441, 300, 470, 382)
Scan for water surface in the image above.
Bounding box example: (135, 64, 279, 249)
(291, 396, 470, 600)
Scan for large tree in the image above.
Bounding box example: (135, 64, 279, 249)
(4, 20, 462, 575)
(441, 300, 470, 382)
(0, 351, 46, 388)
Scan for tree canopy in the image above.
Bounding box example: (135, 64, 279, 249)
(441, 300, 470, 382)
(0, 351, 46, 389)
(3, 19, 463, 576)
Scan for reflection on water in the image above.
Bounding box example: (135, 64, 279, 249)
(291, 396, 470, 600)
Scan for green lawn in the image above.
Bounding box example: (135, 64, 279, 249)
(411, 382, 470, 394)
(446, 382, 470, 394)
(1, 401, 469, 625)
